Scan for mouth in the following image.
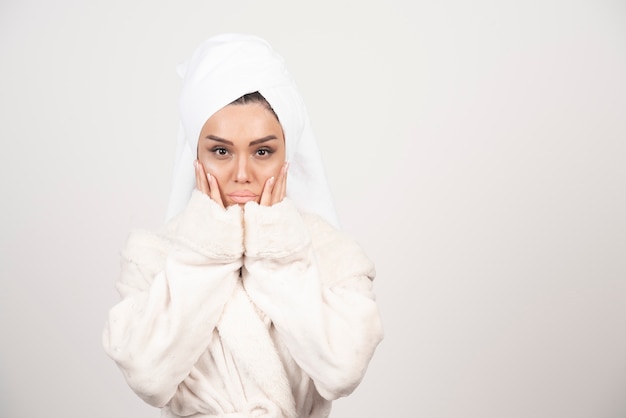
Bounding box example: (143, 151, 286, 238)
(227, 191, 258, 204)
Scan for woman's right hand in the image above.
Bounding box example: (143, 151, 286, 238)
(195, 160, 224, 208)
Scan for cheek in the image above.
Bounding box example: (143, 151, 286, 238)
(256, 160, 283, 182)
(198, 156, 229, 182)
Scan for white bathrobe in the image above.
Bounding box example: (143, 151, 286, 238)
(102, 190, 383, 418)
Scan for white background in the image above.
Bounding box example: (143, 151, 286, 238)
(1, 1, 625, 417)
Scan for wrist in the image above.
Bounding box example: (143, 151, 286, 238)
(176, 190, 244, 258)
(243, 198, 310, 258)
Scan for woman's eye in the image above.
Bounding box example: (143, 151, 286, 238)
(256, 148, 273, 158)
(211, 147, 230, 158)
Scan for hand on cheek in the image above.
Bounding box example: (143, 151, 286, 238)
(195, 160, 224, 208)
(259, 162, 288, 207)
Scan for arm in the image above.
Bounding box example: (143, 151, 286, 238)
(241, 199, 383, 401)
(102, 190, 243, 407)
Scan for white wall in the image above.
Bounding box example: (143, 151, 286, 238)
(1, 1, 625, 417)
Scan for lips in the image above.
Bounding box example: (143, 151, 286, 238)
(227, 191, 258, 204)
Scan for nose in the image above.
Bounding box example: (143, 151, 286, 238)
(234, 155, 251, 183)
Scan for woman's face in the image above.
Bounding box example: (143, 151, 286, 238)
(197, 103, 286, 207)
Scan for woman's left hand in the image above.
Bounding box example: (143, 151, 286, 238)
(259, 162, 288, 206)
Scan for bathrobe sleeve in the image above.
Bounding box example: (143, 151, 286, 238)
(102, 190, 244, 407)
(241, 198, 384, 401)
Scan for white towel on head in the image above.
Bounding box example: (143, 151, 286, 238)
(166, 33, 339, 228)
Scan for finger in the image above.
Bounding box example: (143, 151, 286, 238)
(206, 172, 224, 207)
(260, 176, 275, 206)
(195, 160, 210, 195)
(195, 160, 201, 190)
(271, 162, 288, 205)
(276, 161, 289, 203)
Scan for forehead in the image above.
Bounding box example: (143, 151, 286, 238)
(202, 103, 284, 141)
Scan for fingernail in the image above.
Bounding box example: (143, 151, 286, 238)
(206, 172, 212, 181)
(270, 176, 275, 185)
(194, 160, 198, 169)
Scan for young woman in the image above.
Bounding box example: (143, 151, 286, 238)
(103, 33, 383, 418)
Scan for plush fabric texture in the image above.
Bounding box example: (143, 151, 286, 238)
(166, 33, 339, 228)
(103, 191, 383, 418)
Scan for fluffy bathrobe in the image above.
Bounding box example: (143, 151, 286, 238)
(102, 190, 383, 418)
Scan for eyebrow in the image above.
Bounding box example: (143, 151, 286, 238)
(206, 135, 279, 146)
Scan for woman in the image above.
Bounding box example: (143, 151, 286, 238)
(103, 34, 383, 418)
